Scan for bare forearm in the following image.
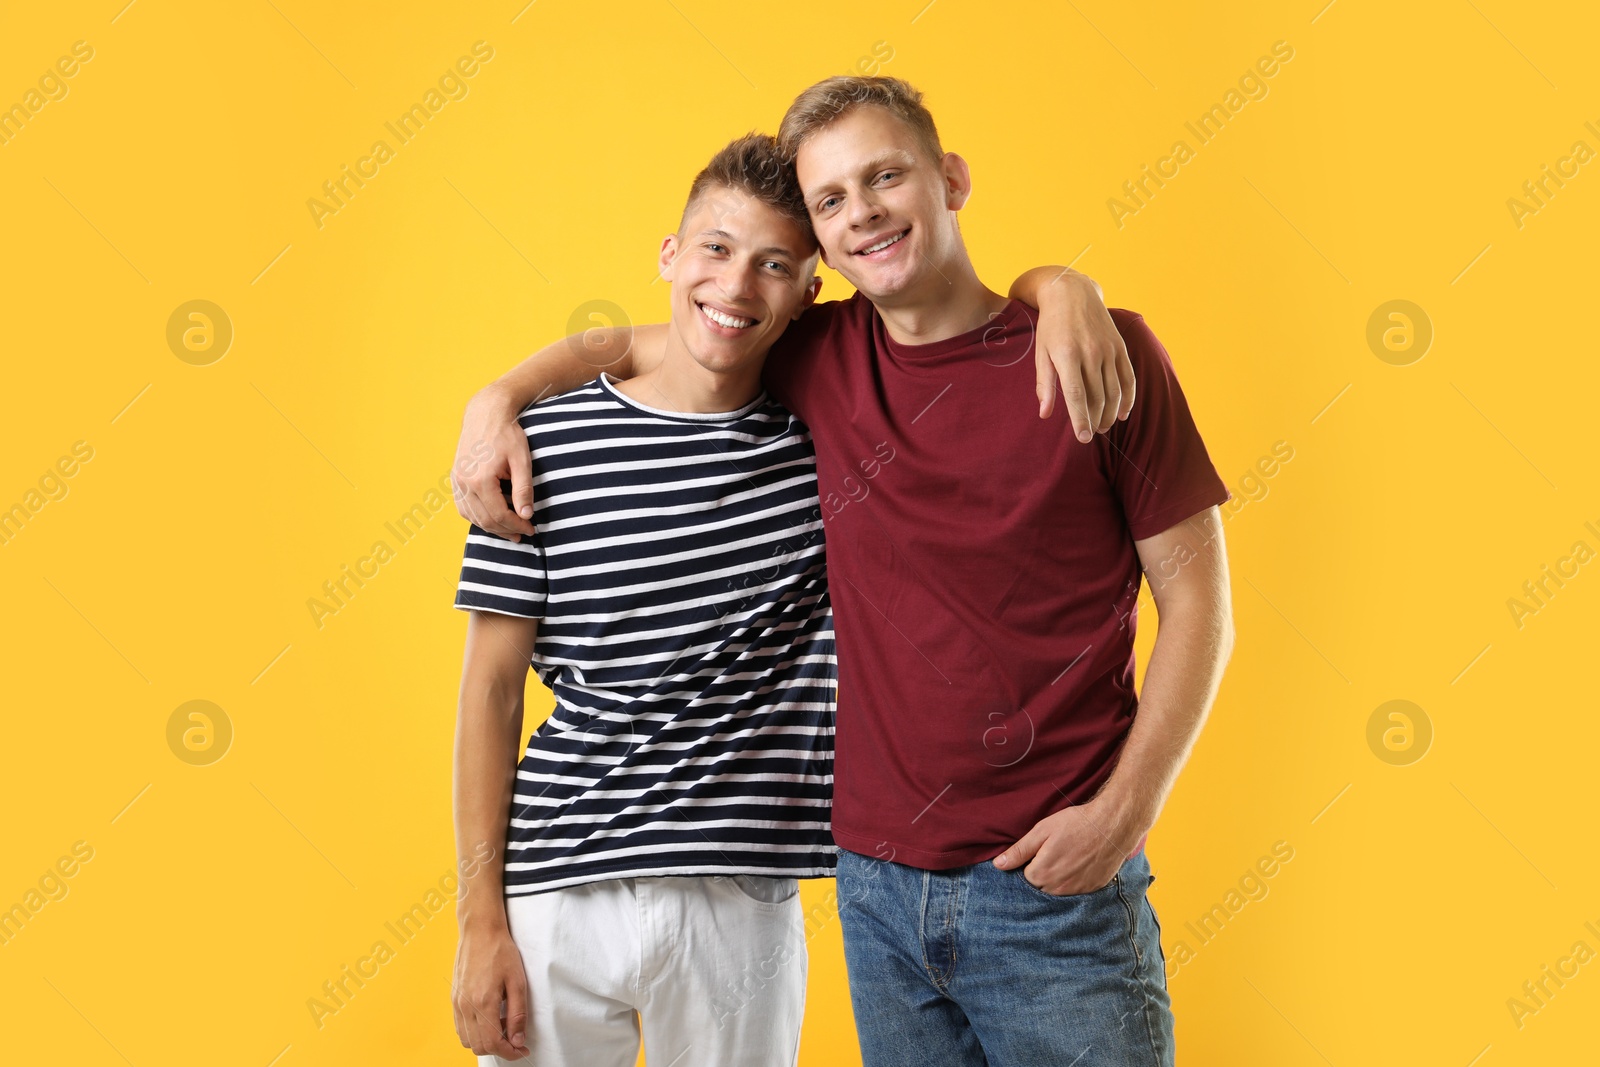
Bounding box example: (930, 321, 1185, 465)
(477, 323, 667, 413)
(1094, 602, 1233, 843)
(486, 348, 615, 412)
(453, 672, 526, 935)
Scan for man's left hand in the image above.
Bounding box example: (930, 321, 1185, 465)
(992, 798, 1143, 896)
(1034, 270, 1136, 441)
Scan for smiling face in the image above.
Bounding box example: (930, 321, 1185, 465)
(661, 185, 821, 377)
(794, 104, 971, 308)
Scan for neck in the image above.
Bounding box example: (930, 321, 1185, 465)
(615, 327, 764, 414)
(870, 245, 1011, 345)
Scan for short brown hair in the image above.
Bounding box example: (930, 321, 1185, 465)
(680, 132, 814, 245)
(777, 76, 944, 165)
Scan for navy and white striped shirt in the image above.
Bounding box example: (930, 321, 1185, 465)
(455, 375, 836, 894)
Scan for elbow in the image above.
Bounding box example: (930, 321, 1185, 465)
(460, 671, 528, 718)
(1153, 586, 1235, 657)
(1215, 605, 1237, 665)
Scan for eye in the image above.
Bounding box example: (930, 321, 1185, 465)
(876, 170, 898, 184)
(764, 260, 789, 273)
(819, 195, 841, 211)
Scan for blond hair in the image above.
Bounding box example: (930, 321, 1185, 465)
(777, 76, 944, 165)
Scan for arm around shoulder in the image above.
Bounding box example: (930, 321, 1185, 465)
(452, 322, 669, 538)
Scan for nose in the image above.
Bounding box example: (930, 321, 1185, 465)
(846, 188, 884, 230)
(718, 258, 760, 302)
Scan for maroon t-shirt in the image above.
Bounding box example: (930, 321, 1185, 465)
(761, 293, 1230, 870)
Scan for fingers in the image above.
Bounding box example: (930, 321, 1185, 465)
(451, 976, 469, 1050)
(507, 441, 536, 526)
(461, 984, 524, 1060)
(1056, 356, 1103, 444)
(505, 970, 531, 1055)
(467, 995, 502, 1057)
(452, 442, 511, 536)
(452, 473, 490, 532)
(1035, 346, 1059, 420)
(453, 930, 534, 1058)
(453, 979, 484, 1052)
(1114, 334, 1136, 422)
(1099, 359, 1122, 434)
(470, 479, 529, 540)
(454, 441, 536, 542)
(992, 825, 1046, 870)
(1079, 357, 1106, 436)
(452, 393, 538, 538)
(451, 449, 483, 525)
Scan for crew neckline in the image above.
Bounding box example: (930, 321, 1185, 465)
(597, 373, 768, 422)
(875, 297, 1034, 362)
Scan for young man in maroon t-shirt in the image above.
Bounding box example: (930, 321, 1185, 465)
(453, 78, 1232, 1067)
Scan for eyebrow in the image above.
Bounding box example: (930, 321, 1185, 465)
(806, 148, 919, 197)
(856, 149, 917, 175)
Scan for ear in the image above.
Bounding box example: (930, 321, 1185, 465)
(793, 274, 823, 320)
(941, 152, 974, 212)
(658, 234, 679, 281)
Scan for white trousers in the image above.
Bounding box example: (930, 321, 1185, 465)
(481, 874, 808, 1067)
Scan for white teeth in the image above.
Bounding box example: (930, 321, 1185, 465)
(699, 303, 754, 329)
(860, 230, 906, 254)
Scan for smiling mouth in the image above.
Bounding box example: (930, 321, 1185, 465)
(697, 302, 757, 329)
(855, 228, 909, 255)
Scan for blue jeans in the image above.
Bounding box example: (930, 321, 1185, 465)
(836, 847, 1174, 1066)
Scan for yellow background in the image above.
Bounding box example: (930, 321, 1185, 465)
(3, 1, 1597, 1064)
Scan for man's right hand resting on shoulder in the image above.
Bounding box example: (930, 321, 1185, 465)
(452, 323, 669, 540)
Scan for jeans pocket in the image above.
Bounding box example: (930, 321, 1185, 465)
(1017, 867, 1119, 902)
(722, 874, 800, 907)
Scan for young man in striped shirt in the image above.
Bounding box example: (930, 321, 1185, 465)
(451, 134, 836, 1066)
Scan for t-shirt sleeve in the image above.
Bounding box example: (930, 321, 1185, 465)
(1106, 311, 1232, 541)
(760, 298, 843, 421)
(454, 524, 547, 618)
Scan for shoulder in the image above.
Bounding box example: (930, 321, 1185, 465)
(515, 378, 613, 430)
(793, 292, 871, 333)
(802, 292, 871, 320)
(771, 293, 872, 364)
(751, 393, 812, 431)
(1107, 306, 1151, 341)
(1105, 308, 1176, 372)
(827, 291, 877, 330)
